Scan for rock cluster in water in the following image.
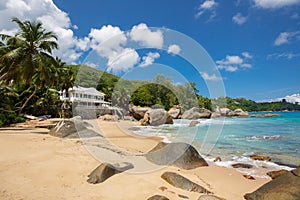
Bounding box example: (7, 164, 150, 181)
(129, 104, 250, 126)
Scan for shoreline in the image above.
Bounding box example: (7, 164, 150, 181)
(0, 119, 271, 199)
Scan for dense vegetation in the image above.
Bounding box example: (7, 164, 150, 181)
(1, 18, 299, 127)
(0, 18, 75, 126)
(213, 97, 300, 112)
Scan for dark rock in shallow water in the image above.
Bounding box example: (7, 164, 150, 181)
(250, 155, 271, 161)
(255, 113, 281, 118)
(244, 167, 300, 200)
(198, 195, 226, 200)
(147, 195, 169, 200)
(145, 142, 208, 170)
(267, 169, 288, 179)
(231, 163, 253, 169)
(189, 120, 200, 127)
(213, 157, 221, 162)
(161, 172, 211, 194)
(87, 162, 133, 184)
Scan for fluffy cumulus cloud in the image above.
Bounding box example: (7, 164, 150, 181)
(216, 52, 253, 72)
(129, 23, 163, 48)
(88, 25, 141, 73)
(89, 25, 127, 57)
(167, 44, 181, 55)
(0, 0, 87, 63)
(253, 0, 300, 9)
(139, 52, 160, 67)
(195, 0, 218, 20)
(200, 72, 222, 81)
(232, 13, 248, 25)
(274, 31, 300, 46)
(106, 48, 140, 74)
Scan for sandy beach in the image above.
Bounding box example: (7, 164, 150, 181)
(0, 120, 270, 200)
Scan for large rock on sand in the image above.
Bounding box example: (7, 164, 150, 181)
(161, 172, 211, 194)
(87, 162, 134, 184)
(129, 105, 149, 120)
(227, 108, 249, 117)
(267, 169, 289, 179)
(182, 107, 211, 119)
(49, 117, 100, 138)
(244, 167, 300, 200)
(145, 142, 208, 169)
(141, 109, 173, 126)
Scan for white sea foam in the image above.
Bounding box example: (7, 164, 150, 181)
(205, 154, 295, 178)
(245, 135, 282, 140)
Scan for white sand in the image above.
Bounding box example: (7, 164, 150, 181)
(0, 120, 270, 199)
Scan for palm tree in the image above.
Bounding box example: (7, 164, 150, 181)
(53, 57, 75, 96)
(0, 17, 59, 113)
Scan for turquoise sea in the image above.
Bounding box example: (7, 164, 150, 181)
(134, 112, 300, 177)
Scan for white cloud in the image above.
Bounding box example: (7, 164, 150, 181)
(139, 52, 160, 67)
(274, 31, 300, 46)
(195, 0, 218, 20)
(89, 25, 127, 57)
(216, 53, 252, 72)
(201, 72, 222, 81)
(267, 52, 300, 60)
(200, 0, 217, 9)
(242, 52, 253, 59)
(0, 0, 86, 63)
(217, 65, 238, 72)
(217, 55, 243, 65)
(107, 48, 140, 74)
(261, 94, 300, 103)
(84, 61, 98, 68)
(253, 0, 300, 9)
(232, 13, 248, 25)
(167, 44, 181, 55)
(88, 25, 140, 73)
(129, 23, 163, 48)
(274, 32, 290, 45)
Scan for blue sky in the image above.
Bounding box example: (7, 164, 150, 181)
(0, 0, 299, 101)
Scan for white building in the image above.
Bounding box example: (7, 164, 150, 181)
(59, 86, 110, 109)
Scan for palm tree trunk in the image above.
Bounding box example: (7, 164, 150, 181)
(18, 85, 38, 114)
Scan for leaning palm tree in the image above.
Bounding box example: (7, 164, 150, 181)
(0, 17, 59, 113)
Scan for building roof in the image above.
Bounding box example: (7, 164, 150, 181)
(68, 86, 105, 97)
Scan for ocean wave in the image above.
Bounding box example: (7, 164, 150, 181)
(204, 154, 295, 178)
(245, 135, 282, 141)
